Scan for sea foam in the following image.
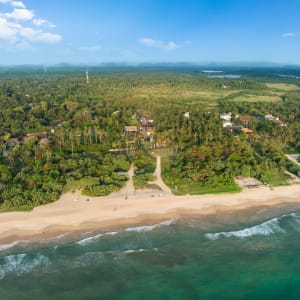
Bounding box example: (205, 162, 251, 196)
(0, 253, 50, 279)
(0, 240, 27, 251)
(76, 220, 175, 246)
(124, 248, 145, 254)
(125, 219, 175, 233)
(205, 217, 284, 240)
(76, 233, 104, 246)
(76, 231, 119, 246)
(289, 213, 300, 223)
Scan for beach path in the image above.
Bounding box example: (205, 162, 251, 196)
(125, 164, 135, 192)
(152, 156, 172, 195)
(285, 154, 300, 168)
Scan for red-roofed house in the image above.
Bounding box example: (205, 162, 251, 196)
(236, 115, 252, 125)
(242, 128, 254, 135)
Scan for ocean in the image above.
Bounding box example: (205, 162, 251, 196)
(1, 203, 300, 300)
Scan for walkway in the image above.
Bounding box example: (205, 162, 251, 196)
(152, 156, 172, 195)
(285, 154, 300, 168)
(121, 156, 172, 197)
(284, 154, 300, 183)
(122, 164, 135, 195)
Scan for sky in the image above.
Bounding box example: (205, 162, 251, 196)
(0, 0, 299, 65)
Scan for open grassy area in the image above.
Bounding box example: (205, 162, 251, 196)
(171, 183, 242, 195)
(233, 94, 282, 102)
(89, 73, 300, 110)
(128, 83, 298, 105)
(264, 170, 291, 186)
(132, 87, 283, 103)
(265, 83, 300, 91)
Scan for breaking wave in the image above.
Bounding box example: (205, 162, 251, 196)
(76, 220, 175, 246)
(0, 253, 50, 279)
(205, 217, 284, 240)
(125, 220, 175, 233)
(76, 231, 119, 246)
(76, 233, 104, 246)
(124, 248, 145, 254)
(0, 240, 28, 252)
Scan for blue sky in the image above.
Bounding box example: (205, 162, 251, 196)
(0, 0, 299, 65)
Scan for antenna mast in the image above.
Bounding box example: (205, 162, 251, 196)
(86, 68, 89, 84)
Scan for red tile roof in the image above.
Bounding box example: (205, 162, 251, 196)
(242, 128, 254, 134)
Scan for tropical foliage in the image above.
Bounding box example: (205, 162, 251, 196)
(0, 66, 299, 208)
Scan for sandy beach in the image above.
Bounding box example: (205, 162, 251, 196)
(0, 182, 300, 245)
(1, 156, 300, 245)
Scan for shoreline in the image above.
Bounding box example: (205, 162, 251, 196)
(0, 184, 300, 246)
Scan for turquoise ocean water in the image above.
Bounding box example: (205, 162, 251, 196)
(1, 203, 300, 299)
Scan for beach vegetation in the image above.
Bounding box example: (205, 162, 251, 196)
(0, 66, 300, 208)
(132, 150, 156, 189)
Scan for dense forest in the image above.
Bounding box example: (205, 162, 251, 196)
(0, 66, 300, 209)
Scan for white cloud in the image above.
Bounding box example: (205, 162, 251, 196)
(0, 16, 18, 42)
(0, 17, 62, 44)
(79, 45, 102, 52)
(32, 18, 46, 26)
(33, 18, 56, 28)
(0, 0, 25, 7)
(139, 37, 163, 48)
(0, 1, 62, 46)
(5, 8, 34, 20)
(19, 26, 62, 43)
(282, 32, 297, 37)
(165, 41, 179, 50)
(138, 37, 179, 51)
(11, 1, 25, 8)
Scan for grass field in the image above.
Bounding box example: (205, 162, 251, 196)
(171, 183, 242, 195)
(122, 81, 300, 105)
(233, 94, 282, 102)
(264, 170, 291, 186)
(265, 83, 300, 91)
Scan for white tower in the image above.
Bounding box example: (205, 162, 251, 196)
(86, 69, 89, 84)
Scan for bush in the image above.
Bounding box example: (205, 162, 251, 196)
(64, 177, 99, 192)
(82, 184, 118, 196)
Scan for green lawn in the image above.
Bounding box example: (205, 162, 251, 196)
(264, 170, 290, 186)
(172, 183, 242, 195)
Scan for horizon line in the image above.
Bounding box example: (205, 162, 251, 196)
(0, 61, 300, 68)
